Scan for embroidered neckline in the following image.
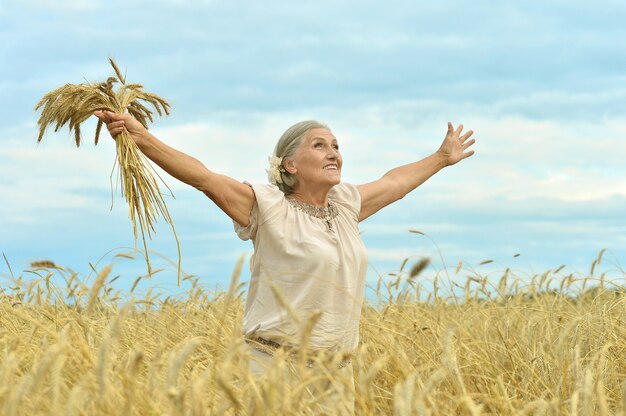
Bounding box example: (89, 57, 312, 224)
(286, 198, 339, 233)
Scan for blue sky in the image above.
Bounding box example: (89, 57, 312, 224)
(1, 0, 625, 297)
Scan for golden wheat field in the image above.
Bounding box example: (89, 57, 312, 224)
(0, 252, 624, 415)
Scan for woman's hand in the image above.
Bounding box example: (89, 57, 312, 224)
(93, 110, 150, 148)
(437, 122, 476, 166)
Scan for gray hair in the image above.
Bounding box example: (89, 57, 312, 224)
(273, 120, 329, 195)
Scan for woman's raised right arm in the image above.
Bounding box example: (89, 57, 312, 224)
(94, 110, 255, 227)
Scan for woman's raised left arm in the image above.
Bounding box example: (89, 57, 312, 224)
(356, 122, 475, 221)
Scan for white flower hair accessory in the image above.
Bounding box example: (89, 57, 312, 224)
(266, 155, 284, 185)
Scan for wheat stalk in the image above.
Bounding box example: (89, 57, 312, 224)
(34, 58, 181, 283)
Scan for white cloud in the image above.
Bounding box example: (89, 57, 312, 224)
(400, 116, 626, 205)
(58, 109, 626, 211)
(5, 105, 624, 227)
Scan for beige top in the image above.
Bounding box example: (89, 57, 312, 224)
(233, 182, 368, 352)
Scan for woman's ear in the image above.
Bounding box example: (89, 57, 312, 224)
(284, 159, 297, 174)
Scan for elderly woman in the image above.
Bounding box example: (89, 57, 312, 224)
(94, 111, 475, 412)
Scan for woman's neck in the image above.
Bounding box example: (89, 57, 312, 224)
(288, 187, 331, 207)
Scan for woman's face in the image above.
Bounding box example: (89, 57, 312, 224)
(289, 128, 342, 190)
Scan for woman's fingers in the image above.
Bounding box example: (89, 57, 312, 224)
(462, 138, 476, 150)
(448, 123, 475, 144)
(93, 110, 110, 122)
(107, 120, 125, 137)
(94, 110, 124, 123)
(459, 130, 474, 143)
(93, 111, 127, 138)
(107, 120, 125, 130)
(447, 122, 469, 140)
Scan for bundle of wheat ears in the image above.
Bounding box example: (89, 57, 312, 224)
(35, 58, 181, 283)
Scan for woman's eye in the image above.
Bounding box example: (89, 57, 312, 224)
(314, 143, 323, 148)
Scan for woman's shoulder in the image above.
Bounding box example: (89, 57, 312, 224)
(233, 182, 286, 240)
(244, 181, 287, 218)
(246, 181, 283, 197)
(328, 182, 361, 218)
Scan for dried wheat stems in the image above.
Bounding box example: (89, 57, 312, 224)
(34, 58, 181, 284)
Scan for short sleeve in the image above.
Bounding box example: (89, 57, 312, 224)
(233, 182, 286, 241)
(328, 182, 361, 221)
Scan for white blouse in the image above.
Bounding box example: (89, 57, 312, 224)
(233, 182, 368, 352)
